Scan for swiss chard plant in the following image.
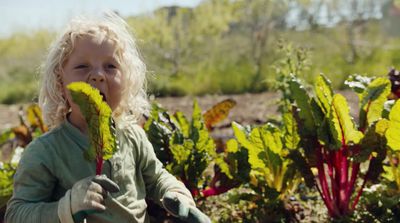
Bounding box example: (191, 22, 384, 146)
(67, 82, 117, 175)
(287, 74, 391, 219)
(0, 104, 48, 208)
(144, 99, 232, 198)
(383, 99, 400, 191)
(228, 106, 302, 202)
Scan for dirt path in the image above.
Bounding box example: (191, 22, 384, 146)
(0, 90, 359, 137)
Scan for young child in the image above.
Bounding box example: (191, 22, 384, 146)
(5, 12, 210, 223)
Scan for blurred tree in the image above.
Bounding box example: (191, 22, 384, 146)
(128, 0, 235, 78)
(234, 0, 290, 92)
(292, 0, 385, 64)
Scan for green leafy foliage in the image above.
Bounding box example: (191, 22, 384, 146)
(384, 100, 400, 190)
(231, 119, 301, 201)
(0, 104, 48, 211)
(330, 94, 364, 147)
(144, 100, 229, 197)
(67, 82, 117, 175)
(386, 100, 400, 151)
(358, 78, 391, 130)
(286, 74, 390, 219)
(0, 164, 16, 207)
(353, 184, 400, 222)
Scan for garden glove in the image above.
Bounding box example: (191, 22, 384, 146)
(162, 191, 211, 223)
(58, 174, 120, 223)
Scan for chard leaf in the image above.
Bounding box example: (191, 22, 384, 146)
(386, 100, 400, 151)
(359, 78, 391, 130)
(232, 122, 265, 170)
(169, 134, 192, 165)
(257, 125, 283, 170)
(214, 156, 233, 179)
(226, 139, 239, 153)
(173, 111, 190, 138)
(232, 122, 253, 151)
(191, 100, 215, 154)
(314, 74, 333, 114)
(260, 124, 283, 155)
(288, 76, 315, 135)
(329, 94, 363, 149)
(282, 106, 300, 150)
(67, 82, 117, 163)
(143, 103, 174, 164)
(356, 119, 389, 163)
(0, 164, 16, 207)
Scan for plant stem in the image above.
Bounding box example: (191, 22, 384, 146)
(96, 156, 103, 175)
(317, 145, 339, 217)
(351, 158, 372, 211)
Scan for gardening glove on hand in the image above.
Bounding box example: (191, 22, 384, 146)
(58, 174, 120, 223)
(162, 191, 211, 223)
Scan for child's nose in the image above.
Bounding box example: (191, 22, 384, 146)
(88, 69, 105, 83)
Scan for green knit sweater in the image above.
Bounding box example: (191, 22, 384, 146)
(5, 120, 192, 223)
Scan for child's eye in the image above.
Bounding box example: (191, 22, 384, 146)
(106, 64, 117, 69)
(74, 64, 88, 69)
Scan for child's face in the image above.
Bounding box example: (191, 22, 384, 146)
(62, 35, 123, 119)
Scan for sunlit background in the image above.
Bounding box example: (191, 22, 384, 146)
(1, 0, 400, 104)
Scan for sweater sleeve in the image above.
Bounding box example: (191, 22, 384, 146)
(5, 139, 60, 223)
(131, 125, 193, 204)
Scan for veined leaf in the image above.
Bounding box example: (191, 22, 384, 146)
(359, 78, 391, 130)
(169, 135, 192, 165)
(226, 139, 239, 153)
(329, 94, 363, 149)
(173, 111, 190, 138)
(232, 122, 265, 170)
(146, 121, 172, 163)
(232, 122, 253, 150)
(67, 82, 117, 165)
(282, 106, 300, 150)
(317, 117, 336, 148)
(0, 164, 16, 207)
(310, 98, 325, 127)
(356, 119, 389, 163)
(314, 74, 333, 114)
(249, 126, 282, 173)
(288, 76, 315, 135)
(191, 100, 215, 154)
(203, 99, 236, 130)
(214, 156, 233, 179)
(261, 124, 283, 155)
(386, 100, 400, 151)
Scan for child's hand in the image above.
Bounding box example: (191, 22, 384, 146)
(70, 175, 120, 222)
(162, 191, 211, 223)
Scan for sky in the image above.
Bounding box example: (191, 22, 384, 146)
(0, 0, 203, 38)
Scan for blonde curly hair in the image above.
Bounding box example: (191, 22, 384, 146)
(39, 12, 149, 129)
